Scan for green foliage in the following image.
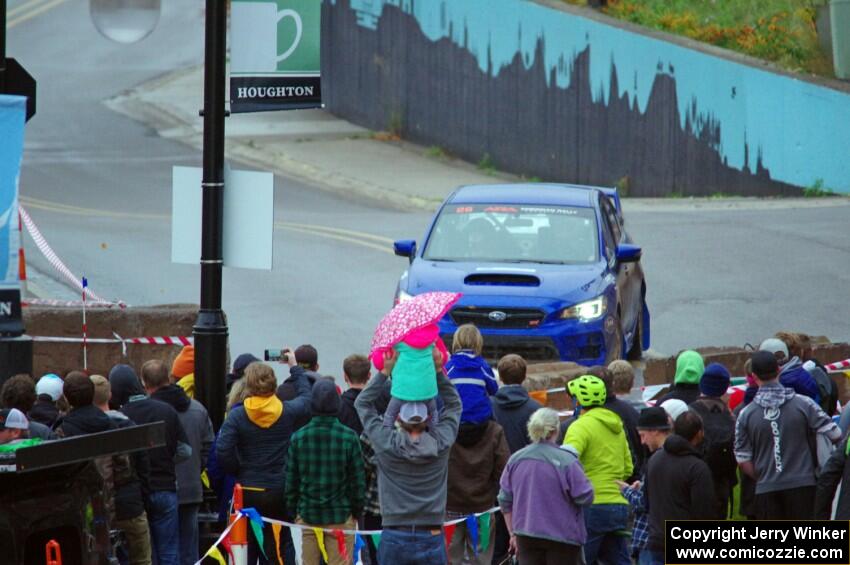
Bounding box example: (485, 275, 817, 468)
(478, 153, 497, 174)
(426, 145, 448, 159)
(803, 178, 838, 197)
(593, 0, 832, 76)
(388, 110, 404, 136)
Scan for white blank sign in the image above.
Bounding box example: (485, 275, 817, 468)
(172, 166, 274, 270)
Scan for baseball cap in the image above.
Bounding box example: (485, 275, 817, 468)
(759, 338, 789, 359)
(0, 408, 29, 431)
(36, 374, 64, 401)
(399, 402, 429, 424)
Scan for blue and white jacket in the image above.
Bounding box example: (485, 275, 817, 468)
(445, 351, 498, 424)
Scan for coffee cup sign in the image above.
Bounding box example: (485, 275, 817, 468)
(229, 0, 322, 112)
(231, 2, 304, 73)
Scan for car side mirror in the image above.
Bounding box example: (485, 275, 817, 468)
(394, 239, 417, 262)
(615, 244, 641, 263)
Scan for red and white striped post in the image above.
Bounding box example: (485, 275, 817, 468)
(229, 484, 248, 565)
(17, 212, 27, 296)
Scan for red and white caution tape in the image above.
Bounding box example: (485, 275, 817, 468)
(31, 333, 193, 357)
(22, 298, 122, 308)
(19, 205, 125, 307)
(826, 359, 850, 372)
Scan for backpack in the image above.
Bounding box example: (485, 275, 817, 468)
(689, 398, 737, 482)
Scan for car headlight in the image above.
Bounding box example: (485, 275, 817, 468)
(395, 289, 413, 304)
(559, 296, 607, 321)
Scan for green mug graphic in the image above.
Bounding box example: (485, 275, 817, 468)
(231, 0, 320, 74)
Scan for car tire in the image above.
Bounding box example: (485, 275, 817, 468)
(626, 299, 644, 361)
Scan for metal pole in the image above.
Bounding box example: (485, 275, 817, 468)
(194, 0, 228, 431)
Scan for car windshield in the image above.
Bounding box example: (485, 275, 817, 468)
(423, 204, 599, 264)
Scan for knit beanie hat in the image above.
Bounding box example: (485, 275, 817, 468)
(660, 399, 688, 422)
(36, 374, 63, 401)
(637, 406, 671, 430)
(673, 350, 705, 385)
(311, 378, 340, 416)
(699, 363, 731, 398)
(171, 346, 195, 379)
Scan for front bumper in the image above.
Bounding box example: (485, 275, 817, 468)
(439, 314, 615, 365)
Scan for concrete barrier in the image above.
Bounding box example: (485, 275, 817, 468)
(22, 304, 204, 378)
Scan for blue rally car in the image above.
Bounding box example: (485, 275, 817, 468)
(392, 184, 650, 365)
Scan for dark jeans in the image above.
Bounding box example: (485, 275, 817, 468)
(148, 490, 179, 565)
(178, 503, 200, 565)
(583, 503, 630, 565)
(516, 536, 582, 565)
(378, 527, 447, 565)
(755, 485, 816, 520)
(359, 513, 382, 565)
(243, 487, 295, 565)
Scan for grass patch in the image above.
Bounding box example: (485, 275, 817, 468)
(426, 145, 449, 159)
(803, 178, 838, 197)
(478, 153, 497, 174)
(563, 0, 833, 76)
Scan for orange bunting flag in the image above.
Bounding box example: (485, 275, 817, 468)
(272, 523, 284, 565)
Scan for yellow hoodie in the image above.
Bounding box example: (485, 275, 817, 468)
(243, 395, 283, 428)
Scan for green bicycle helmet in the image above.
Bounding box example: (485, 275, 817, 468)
(567, 375, 607, 407)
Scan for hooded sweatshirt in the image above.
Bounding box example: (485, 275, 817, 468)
(735, 381, 838, 495)
(445, 350, 498, 424)
(152, 384, 214, 505)
(779, 356, 820, 405)
(216, 365, 312, 489)
(563, 406, 633, 505)
(28, 395, 60, 428)
(355, 371, 462, 526)
(646, 435, 715, 551)
(491, 385, 541, 453)
(657, 350, 704, 406)
(447, 420, 510, 513)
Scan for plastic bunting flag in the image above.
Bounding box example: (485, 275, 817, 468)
(220, 536, 235, 563)
(370, 533, 381, 549)
(206, 546, 227, 565)
(334, 529, 348, 561)
(314, 528, 329, 562)
(478, 513, 491, 552)
(465, 515, 479, 555)
(354, 533, 366, 563)
(272, 523, 284, 564)
(242, 508, 267, 558)
(444, 523, 456, 549)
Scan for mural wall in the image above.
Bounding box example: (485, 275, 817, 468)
(322, 0, 850, 196)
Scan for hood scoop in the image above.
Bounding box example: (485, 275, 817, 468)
(464, 273, 540, 286)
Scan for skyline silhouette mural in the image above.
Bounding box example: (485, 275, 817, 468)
(323, 0, 850, 196)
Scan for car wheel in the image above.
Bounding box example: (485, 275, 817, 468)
(626, 299, 644, 361)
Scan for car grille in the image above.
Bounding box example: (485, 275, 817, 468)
(482, 339, 560, 363)
(450, 307, 545, 329)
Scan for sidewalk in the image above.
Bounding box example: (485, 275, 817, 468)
(105, 65, 514, 211)
(106, 65, 850, 212)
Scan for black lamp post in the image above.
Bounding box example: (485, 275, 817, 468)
(193, 0, 228, 431)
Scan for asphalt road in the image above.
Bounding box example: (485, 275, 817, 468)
(9, 0, 850, 380)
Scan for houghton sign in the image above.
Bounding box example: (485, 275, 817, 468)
(230, 0, 322, 113)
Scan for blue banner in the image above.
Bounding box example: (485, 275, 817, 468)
(0, 95, 26, 288)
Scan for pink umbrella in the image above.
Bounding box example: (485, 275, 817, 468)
(370, 291, 462, 354)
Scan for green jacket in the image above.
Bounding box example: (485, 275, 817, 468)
(563, 407, 632, 505)
(389, 343, 438, 401)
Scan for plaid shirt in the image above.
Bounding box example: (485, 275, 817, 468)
(359, 433, 381, 516)
(285, 416, 366, 525)
(621, 481, 648, 556)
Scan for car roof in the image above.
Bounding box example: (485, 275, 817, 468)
(447, 183, 608, 208)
